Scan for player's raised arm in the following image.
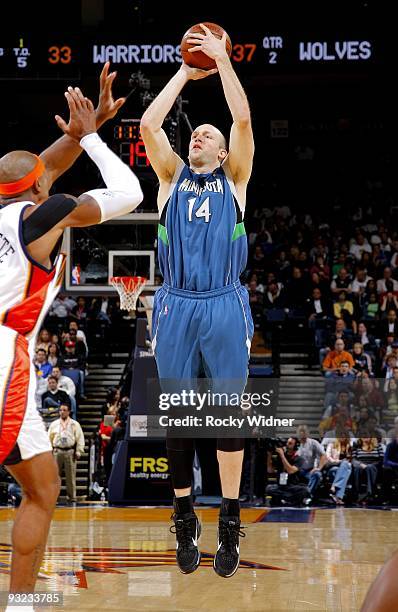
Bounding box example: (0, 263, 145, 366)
(187, 24, 254, 188)
(140, 64, 216, 181)
(55, 87, 143, 228)
(39, 62, 126, 188)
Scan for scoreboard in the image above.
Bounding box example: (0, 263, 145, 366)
(0, 36, 79, 79)
(0, 31, 383, 80)
(114, 119, 151, 170)
(0, 37, 75, 78)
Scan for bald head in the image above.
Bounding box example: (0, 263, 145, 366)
(189, 124, 228, 171)
(0, 151, 38, 184)
(193, 124, 227, 150)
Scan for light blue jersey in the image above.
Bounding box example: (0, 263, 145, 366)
(153, 161, 254, 383)
(157, 162, 247, 291)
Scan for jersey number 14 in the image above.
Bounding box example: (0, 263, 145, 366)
(188, 197, 211, 223)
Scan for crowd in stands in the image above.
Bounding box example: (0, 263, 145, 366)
(98, 387, 130, 482)
(34, 320, 88, 426)
(266, 424, 398, 507)
(27, 294, 127, 503)
(244, 201, 398, 505)
(35, 294, 123, 426)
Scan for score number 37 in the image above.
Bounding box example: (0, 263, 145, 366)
(231, 44, 256, 63)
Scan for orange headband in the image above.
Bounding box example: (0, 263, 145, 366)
(0, 155, 45, 196)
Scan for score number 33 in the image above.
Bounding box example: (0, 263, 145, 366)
(188, 197, 211, 223)
(48, 46, 72, 64)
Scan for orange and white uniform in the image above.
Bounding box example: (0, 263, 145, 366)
(0, 201, 65, 464)
(0, 132, 144, 464)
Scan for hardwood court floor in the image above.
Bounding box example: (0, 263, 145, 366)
(0, 505, 396, 611)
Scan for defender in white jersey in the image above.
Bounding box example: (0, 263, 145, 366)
(0, 81, 143, 608)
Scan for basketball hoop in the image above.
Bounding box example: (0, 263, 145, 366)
(110, 276, 147, 311)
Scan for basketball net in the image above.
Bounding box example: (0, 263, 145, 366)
(109, 276, 147, 312)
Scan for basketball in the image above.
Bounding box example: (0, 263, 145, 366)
(180, 22, 232, 70)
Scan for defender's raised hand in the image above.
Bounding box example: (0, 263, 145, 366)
(39, 64, 126, 186)
(96, 62, 126, 124)
(55, 86, 97, 142)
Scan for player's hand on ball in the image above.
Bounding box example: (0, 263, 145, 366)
(180, 62, 218, 81)
(186, 23, 229, 61)
(55, 87, 97, 141)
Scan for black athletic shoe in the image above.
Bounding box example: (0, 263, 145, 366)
(170, 512, 201, 574)
(213, 516, 245, 578)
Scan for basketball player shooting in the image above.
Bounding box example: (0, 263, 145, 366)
(0, 79, 143, 609)
(141, 23, 254, 578)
